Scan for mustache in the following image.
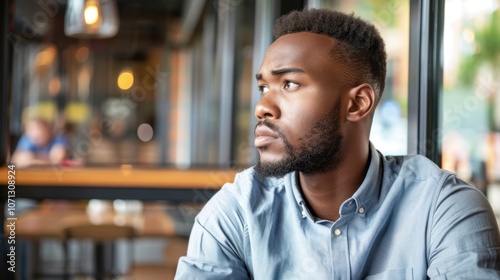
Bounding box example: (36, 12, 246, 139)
(255, 120, 286, 139)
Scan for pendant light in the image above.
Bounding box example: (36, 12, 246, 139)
(64, 0, 120, 38)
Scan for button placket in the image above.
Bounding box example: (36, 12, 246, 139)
(330, 224, 349, 279)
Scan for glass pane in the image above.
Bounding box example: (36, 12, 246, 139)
(8, 0, 178, 167)
(442, 0, 500, 220)
(316, 0, 410, 155)
(7, 0, 256, 168)
(232, 1, 255, 167)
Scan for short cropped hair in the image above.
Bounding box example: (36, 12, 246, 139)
(273, 9, 387, 104)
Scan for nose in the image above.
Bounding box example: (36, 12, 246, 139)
(255, 92, 280, 121)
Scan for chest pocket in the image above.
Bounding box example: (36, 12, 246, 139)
(364, 268, 413, 280)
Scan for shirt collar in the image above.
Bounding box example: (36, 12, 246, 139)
(286, 142, 383, 219)
(288, 171, 305, 215)
(350, 142, 383, 214)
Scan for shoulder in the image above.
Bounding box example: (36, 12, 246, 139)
(16, 134, 34, 150)
(196, 167, 284, 226)
(384, 153, 495, 225)
(381, 154, 489, 213)
(382, 154, 473, 194)
(226, 167, 285, 203)
(214, 167, 285, 205)
(384, 154, 446, 182)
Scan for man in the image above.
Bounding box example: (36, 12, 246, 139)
(175, 9, 500, 279)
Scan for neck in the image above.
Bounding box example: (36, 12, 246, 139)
(298, 142, 370, 221)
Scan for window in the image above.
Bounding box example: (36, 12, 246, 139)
(442, 0, 500, 215)
(310, 0, 410, 155)
(6, 0, 258, 168)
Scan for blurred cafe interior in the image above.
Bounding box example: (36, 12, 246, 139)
(1, 0, 500, 279)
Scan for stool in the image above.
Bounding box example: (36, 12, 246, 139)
(63, 223, 137, 280)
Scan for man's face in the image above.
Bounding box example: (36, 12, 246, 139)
(254, 32, 347, 177)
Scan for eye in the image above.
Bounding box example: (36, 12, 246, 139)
(258, 85, 269, 94)
(283, 80, 300, 91)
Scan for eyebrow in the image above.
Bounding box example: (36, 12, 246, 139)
(255, 67, 306, 80)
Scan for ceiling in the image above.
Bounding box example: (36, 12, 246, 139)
(12, 0, 186, 52)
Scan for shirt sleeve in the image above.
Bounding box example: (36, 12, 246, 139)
(174, 184, 250, 280)
(427, 175, 500, 279)
(15, 135, 35, 152)
(52, 135, 68, 147)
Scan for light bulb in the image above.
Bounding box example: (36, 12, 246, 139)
(65, 0, 120, 38)
(84, 0, 100, 26)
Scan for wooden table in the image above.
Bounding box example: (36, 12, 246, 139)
(0, 166, 239, 201)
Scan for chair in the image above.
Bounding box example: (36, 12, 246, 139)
(63, 223, 137, 280)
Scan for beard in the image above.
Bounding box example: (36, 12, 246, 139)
(254, 100, 344, 178)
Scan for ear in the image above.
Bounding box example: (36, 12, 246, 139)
(345, 83, 375, 122)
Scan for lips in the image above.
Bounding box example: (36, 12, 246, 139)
(254, 125, 280, 147)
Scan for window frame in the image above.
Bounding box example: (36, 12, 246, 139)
(407, 0, 445, 165)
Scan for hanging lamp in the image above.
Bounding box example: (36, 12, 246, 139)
(64, 0, 120, 38)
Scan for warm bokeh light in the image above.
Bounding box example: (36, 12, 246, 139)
(75, 46, 90, 62)
(84, 0, 100, 25)
(48, 76, 61, 96)
(117, 69, 134, 90)
(137, 123, 154, 142)
(35, 46, 57, 72)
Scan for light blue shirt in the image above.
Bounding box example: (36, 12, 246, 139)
(175, 145, 500, 279)
(16, 134, 67, 156)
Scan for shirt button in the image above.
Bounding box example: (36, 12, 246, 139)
(359, 207, 365, 214)
(334, 229, 341, 236)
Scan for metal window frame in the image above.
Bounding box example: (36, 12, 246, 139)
(0, 3, 11, 279)
(0, 0, 11, 167)
(408, 0, 445, 165)
(217, 3, 237, 166)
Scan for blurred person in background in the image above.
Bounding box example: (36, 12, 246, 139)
(12, 118, 68, 167)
